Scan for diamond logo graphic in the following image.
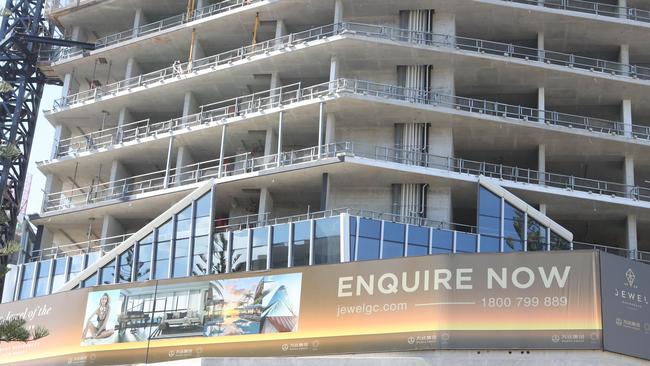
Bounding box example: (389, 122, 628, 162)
(625, 268, 636, 287)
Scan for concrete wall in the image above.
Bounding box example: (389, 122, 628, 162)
(156, 350, 648, 366)
(328, 181, 393, 213)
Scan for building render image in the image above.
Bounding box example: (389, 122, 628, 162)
(3, 0, 650, 364)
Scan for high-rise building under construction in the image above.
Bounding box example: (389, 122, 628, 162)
(1, 1, 650, 365)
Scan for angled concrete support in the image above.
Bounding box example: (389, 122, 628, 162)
(125, 57, 142, 80)
(537, 87, 545, 121)
(182, 92, 199, 125)
(538, 144, 546, 185)
(325, 113, 336, 144)
(100, 215, 125, 250)
(133, 8, 147, 37)
(51, 124, 71, 159)
(626, 214, 638, 256)
(618, 0, 628, 18)
(109, 160, 131, 197)
(624, 154, 635, 198)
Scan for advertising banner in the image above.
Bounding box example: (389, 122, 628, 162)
(0, 251, 602, 365)
(600, 253, 650, 361)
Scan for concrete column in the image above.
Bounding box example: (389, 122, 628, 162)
(538, 144, 546, 185)
(320, 173, 330, 210)
(100, 215, 125, 249)
(71, 26, 83, 41)
(275, 19, 287, 38)
(109, 160, 130, 184)
(431, 66, 455, 96)
(51, 124, 71, 159)
(164, 137, 174, 188)
(263, 127, 278, 164)
(626, 214, 638, 256)
(329, 55, 339, 81)
(175, 145, 196, 186)
(61, 72, 77, 98)
(429, 127, 454, 157)
(190, 36, 205, 62)
(270, 72, 283, 106)
(427, 186, 452, 224)
(334, 0, 343, 24)
(133, 8, 146, 37)
(619, 44, 630, 76)
(325, 113, 336, 144)
(621, 99, 632, 137)
(182, 92, 199, 124)
(43, 174, 63, 198)
(537, 31, 545, 61)
(538, 203, 547, 215)
(619, 0, 628, 18)
(39, 227, 55, 252)
(277, 111, 283, 166)
(124, 57, 142, 80)
(537, 87, 545, 122)
(258, 187, 274, 223)
(432, 12, 456, 36)
(624, 154, 635, 198)
(117, 107, 133, 128)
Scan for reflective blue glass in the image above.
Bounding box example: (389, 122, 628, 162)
(456, 232, 478, 253)
(82, 272, 98, 288)
(154, 241, 170, 279)
(527, 218, 548, 251)
(231, 230, 249, 272)
(431, 229, 453, 254)
(382, 222, 404, 259)
(68, 254, 84, 280)
(480, 235, 501, 253)
(19, 263, 36, 299)
(250, 227, 269, 270)
(503, 203, 524, 252)
(314, 217, 340, 265)
(35, 261, 51, 297)
(52, 257, 67, 292)
(172, 238, 189, 278)
(407, 226, 429, 257)
(136, 237, 153, 281)
(292, 221, 310, 266)
(271, 224, 289, 269)
(100, 260, 116, 285)
(478, 187, 501, 237)
(550, 232, 571, 250)
(117, 248, 134, 283)
(193, 235, 210, 276)
(211, 232, 228, 274)
(176, 206, 192, 239)
(357, 218, 380, 261)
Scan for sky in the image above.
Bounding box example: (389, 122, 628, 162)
(25, 85, 58, 215)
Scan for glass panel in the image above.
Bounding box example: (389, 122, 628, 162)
(357, 218, 380, 261)
(176, 206, 192, 239)
(314, 217, 340, 265)
(172, 238, 189, 278)
(86, 251, 100, 267)
(194, 216, 211, 236)
(478, 187, 502, 237)
(195, 192, 211, 217)
(292, 221, 310, 266)
(550, 232, 571, 251)
(211, 232, 228, 274)
(431, 229, 453, 254)
(154, 240, 170, 279)
(382, 222, 404, 259)
(503, 203, 525, 252)
(349, 217, 357, 260)
(100, 260, 116, 285)
(527, 217, 548, 251)
(480, 235, 501, 253)
(19, 262, 35, 299)
(250, 227, 269, 271)
(157, 219, 173, 242)
(118, 248, 134, 283)
(82, 272, 98, 288)
(271, 224, 289, 268)
(68, 254, 85, 282)
(192, 235, 209, 276)
(407, 225, 429, 257)
(456, 232, 478, 253)
(231, 230, 249, 272)
(34, 261, 51, 297)
(136, 240, 152, 281)
(52, 257, 67, 292)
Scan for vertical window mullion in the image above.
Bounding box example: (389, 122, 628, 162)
(379, 220, 385, 259)
(188, 201, 197, 277)
(266, 226, 272, 270)
(245, 228, 252, 271)
(404, 224, 410, 257)
(169, 216, 177, 278)
(132, 241, 139, 282)
(308, 220, 314, 266)
(287, 223, 294, 268)
(499, 197, 505, 252)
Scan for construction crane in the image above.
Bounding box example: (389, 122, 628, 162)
(0, 0, 93, 281)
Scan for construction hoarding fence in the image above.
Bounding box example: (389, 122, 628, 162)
(1, 250, 641, 365)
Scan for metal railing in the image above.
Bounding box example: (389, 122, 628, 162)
(27, 233, 134, 262)
(42, 140, 650, 214)
(500, 0, 650, 24)
(42, 0, 264, 62)
(52, 21, 650, 112)
(50, 77, 650, 161)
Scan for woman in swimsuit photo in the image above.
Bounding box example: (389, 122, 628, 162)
(82, 293, 115, 340)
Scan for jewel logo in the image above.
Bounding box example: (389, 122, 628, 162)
(625, 268, 636, 288)
(407, 337, 415, 345)
(281, 344, 289, 352)
(551, 335, 560, 343)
